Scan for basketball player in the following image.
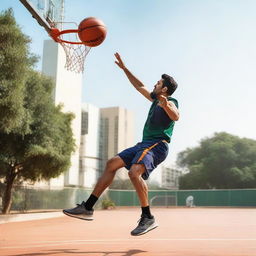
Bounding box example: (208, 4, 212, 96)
(63, 52, 179, 236)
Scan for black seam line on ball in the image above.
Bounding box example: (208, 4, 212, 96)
(79, 25, 105, 31)
(84, 35, 105, 43)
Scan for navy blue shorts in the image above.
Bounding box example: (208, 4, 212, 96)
(118, 140, 169, 180)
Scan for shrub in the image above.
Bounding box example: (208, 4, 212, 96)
(101, 198, 115, 210)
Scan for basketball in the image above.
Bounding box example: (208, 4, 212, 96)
(78, 17, 107, 47)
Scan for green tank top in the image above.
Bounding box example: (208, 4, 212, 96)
(142, 97, 178, 143)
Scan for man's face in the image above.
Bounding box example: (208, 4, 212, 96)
(152, 79, 164, 95)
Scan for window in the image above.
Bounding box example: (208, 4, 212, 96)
(114, 116, 118, 155)
(81, 111, 88, 135)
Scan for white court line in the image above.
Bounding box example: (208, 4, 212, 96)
(1, 238, 256, 249)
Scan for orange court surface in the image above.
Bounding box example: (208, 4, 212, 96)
(1, 207, 256, 256)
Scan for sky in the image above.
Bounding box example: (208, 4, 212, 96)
(1, 0, 256, 171)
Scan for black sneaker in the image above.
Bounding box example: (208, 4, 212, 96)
(63, 201, 94, 220)
(131, 215, 158, 236)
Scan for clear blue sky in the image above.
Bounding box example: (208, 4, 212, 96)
(1, 0, 256, 166)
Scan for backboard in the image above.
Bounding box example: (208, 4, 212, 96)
(20, 0, 64, 33)
(20, 0, 90, 73)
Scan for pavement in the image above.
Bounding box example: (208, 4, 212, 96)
(0, 210, 63, 224)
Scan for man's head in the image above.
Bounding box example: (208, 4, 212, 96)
(151, 74, 178, 99)
(161, 74, 178, 95)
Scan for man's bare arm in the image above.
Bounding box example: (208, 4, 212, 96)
(158, 95, 179, 121)
(114, 52, 152, 102)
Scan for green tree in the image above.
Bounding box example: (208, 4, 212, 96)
(0, 9, 75, 214)
(178, 132, 256, 189)
(0, 9, 36, 134)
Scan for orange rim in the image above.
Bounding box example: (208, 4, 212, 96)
(50, 28, 84, 45)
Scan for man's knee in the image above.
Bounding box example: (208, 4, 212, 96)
(129, 164, 145, 180)
(106, 157, 115, 167)
(105, 156, 124, 172)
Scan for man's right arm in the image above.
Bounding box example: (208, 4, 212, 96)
(114, 52, 153, 102)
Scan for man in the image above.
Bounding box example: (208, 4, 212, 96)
(63, 52, 179, 236)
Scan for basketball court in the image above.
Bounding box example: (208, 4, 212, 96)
(1, 208, 256, 256)
(1, 2, 255, 256)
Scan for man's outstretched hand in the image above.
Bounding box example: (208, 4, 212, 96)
(114, 52, 153, 102)
(114, 52, 126, 69)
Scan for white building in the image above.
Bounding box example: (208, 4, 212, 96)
(40, 41, 135, 188)
(161, 166, 182, 189)
(79, 103, 101, 188)
(100, 107, 135, 180)
(41, 40, 82, 187)
(79, 105, 135, 187)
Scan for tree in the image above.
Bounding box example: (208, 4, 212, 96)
(0, 9, 75, 214)
(0, 9, 36, 134)
(177, 132, 256, 189)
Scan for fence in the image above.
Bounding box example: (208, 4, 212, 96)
(177, 189, 256, 207)
(1, 187, 256, 212)
(2, 187, 93, 211)
(108, 190, 178, 207)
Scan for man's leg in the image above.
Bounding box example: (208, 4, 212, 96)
(92, 156, 125, 197)
(128, 164, 158, 236)
(128, 164, 149, 207)
(63, 156, 125, 220)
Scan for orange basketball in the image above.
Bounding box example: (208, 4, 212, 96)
(78, 17, 107, 47)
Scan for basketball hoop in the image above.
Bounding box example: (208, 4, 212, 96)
(50, 27, 90, 73)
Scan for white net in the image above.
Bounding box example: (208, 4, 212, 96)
(59, 41, 90, 73)
(52, 23, 91, 73)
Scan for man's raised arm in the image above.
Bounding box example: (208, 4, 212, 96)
(114, 52, 153, 102)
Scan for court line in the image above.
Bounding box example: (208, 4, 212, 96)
(1, 238, 256, 249)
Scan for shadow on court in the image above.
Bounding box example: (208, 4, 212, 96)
(8, 248, 147, 256)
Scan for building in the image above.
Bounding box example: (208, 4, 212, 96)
(161, 166, 182, 189)
(79, 103, 101, 188)
(40, 42, 134, 188)
(79, 105, 135, 187)
(41, 40, 82, 187)
(99, 107, 134, 180)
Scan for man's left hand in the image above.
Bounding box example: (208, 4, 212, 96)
(158, 95, 168, 108)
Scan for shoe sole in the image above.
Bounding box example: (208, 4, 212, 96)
(63, 210, 94, 221)
(131, 223, 159, 236)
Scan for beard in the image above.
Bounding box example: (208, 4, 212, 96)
(150, 91, 158, 100)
